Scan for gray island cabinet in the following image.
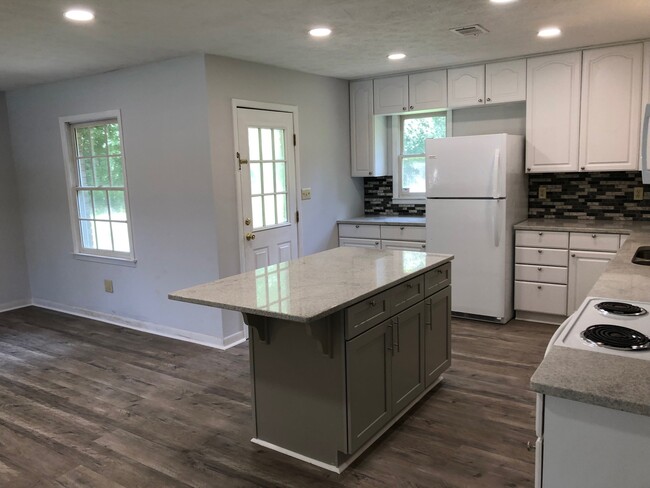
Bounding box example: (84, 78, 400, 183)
(169, 247, 453, 473)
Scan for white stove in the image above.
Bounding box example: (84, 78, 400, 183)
(552, 297, 650, 359)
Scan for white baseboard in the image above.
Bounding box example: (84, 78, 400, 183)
(30, 298, 247, 350)
(0, 299, 32, 313)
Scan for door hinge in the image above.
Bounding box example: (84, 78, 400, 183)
(296, 210, 299, 223)
(293, 134, 297, 146)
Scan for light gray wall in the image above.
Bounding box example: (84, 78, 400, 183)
(204, 55, 363, 337)
(451, 102, 526, 137)
(6, 55, 226, 340)
(0, 92, 30, 308)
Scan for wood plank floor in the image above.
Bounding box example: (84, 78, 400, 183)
(0, 306, 556, 488)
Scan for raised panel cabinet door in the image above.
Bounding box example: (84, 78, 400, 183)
(580, 44, 643, 172)
(350, 80, 374, 176)
(408, 70, 447, 111)
(447, 65, 485, 108)
(526, 52, 582, 173)
(346, 321, 392, 453)
(485, 59, 526, 104)
(373, 76, 409, 115)
(391, 302, 425, 414)
(424, 287, 451, 388)
(567, 250, 616, 315)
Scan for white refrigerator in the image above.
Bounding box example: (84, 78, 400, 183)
(425, 134, 527, 323)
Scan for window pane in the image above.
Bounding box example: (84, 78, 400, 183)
(248, 128, 260, 161)
(108, 191, 127, 221)
(91, 126, 108, 156)
(94, 157, 110, 186)
(264, 194, 276, 225)
(96, 221, 113, 250)
(78, 158, 94, 186)
(76, 128, 92, 157)
(262, 162, 274, 194)
(276, 194, 288, 224)
(112, 222, 130, 252)
(109, 157, 124, 187)
(261, 128, 273, 160)
(250, 163, 261, 195)
(403, 116, 446, 155)
(275, 163, 286, 193)
(402, 157, 426, 194)
(80, 220, 97, 249)
(252, 196, 264, 228)
(106, 123, 121, 155)
(77, 191, 93, 219)
(92, 190, 109, 219)
(274, 129, 285, 160)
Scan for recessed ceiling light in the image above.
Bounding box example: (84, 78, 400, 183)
(388, 53, 406, 60)
(538, 27, 561, 38)
(64, 8, 95, 22)
(309, 27, 332, 37)
(490, 0, 517, 3)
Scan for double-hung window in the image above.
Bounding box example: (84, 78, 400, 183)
(395, 112, 447, 200)
(61, 111, 134, 262)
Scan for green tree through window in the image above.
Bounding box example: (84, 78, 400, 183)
(400, 114, 446, 196)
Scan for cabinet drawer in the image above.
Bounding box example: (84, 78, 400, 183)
(515, 281, 567, 315)
(516, 230, 568, 249)
(339, 238, 380, 249)
(515, 264, 568, 284)
(339, 224, 381, 239)
(569, 232, 619, 252)
(380, 225, 426, 242)
(515, 247, 568, 267)
(345, 291, 391, 340)
(381, 240, 427, 252)
(424, 263, 451, 297)
(390, 275, 424, 315)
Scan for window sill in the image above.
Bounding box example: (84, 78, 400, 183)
(392, 197, 426, 205)
(72, 253, 137, 267)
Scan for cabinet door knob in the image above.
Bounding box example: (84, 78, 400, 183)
(478, 98, 483, 103)
(400, 226, 405, 230)
(369, 299, 376, 307)
(375, 242, 379, 246)
(538, 232, 543, 236)
(537, 285, 542, 290)
(527, 168, 531, 172)
(527, 441, 536, 452)
(355, 225, 359, 228)
(571, 253, 576, 257)
(486, 97, 491, 102)
(538, 250, 543, 254)
(409, 105, 414, 110)
(368, 171, 373, 175)
(581, 167, 586, 170)
(592, 234, 597, 238)
(537, 267, 542, 271)
(402, 107, 407, 111)
(406, 283, 413, 289)
(421, 244, 426, 249)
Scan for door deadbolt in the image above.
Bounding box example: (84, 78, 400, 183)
(244, 217, 251, 226)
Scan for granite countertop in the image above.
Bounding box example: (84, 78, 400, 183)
(169, 247, 452, 323)
(519, 218, 650, 416)
(337, 215, 426, 226)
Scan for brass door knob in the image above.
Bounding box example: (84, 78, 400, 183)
(245, 233, 256, 241)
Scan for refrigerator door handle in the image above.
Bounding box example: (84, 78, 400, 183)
(493, 199, 502, 247)
(642, 104, 650, 184)
(491, 148, 501, 199)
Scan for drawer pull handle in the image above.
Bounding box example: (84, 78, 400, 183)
(538, 232, 543, 236)
(592, 234, 597, 238)
(400, 226, 405, 230)
(571, 253, 576, 257)
(437, 269, 443, 274)
(355, 225, 359, 228)
(421, 244, 426, 249)
(537, 285, 542, 290)
(369, 300, 376, 307)
(538, 250, 543, 254)
(406, 283, 413, 289)
(537, 267, 542, 271)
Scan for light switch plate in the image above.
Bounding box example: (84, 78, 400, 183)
(301, 188, 312, 200)
(634, 187, 644, 201)
(104, 279, 114, 293)
(538, 186, 547, 199)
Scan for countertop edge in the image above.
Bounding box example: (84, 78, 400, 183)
(513, 219, 634, 234)
(337, 216, 426, 226)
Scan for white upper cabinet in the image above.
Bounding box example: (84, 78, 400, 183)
(579, 44, 643, 172)
(350, 80, 388, 177)
(408, 70, 447, 111)
(447, 65, 485, 108)
(526, 52, 582, 173)
(373, 76, 409, 115)
(485, 59, 526, 104)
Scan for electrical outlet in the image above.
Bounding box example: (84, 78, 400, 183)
(301, 188, 312, 200)
(104, 279, 114, 293)
(538, 186, 547, 199)
(634, 187, 644, 201)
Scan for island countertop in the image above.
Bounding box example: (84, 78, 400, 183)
(169, 247, 453, 323)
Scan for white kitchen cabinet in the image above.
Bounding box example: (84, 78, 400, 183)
(339, 222, 425, 250)
(567, 250, 616, 314)
(526, 52, 582, 173)
(374, 71, 447, 114)
(485, 59, 526, 104)
(381, 240, 426, 251)
(447, 65, 485, 108)
(373, 76, 409, 115)
(339, 237, 380, 249)
(350, 80, 388, 177)
(579, 44, 643, 172)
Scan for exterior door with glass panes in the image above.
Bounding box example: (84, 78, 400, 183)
(236, 108, 298, 271)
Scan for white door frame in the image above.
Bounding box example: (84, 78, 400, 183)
(232, 99, 303, 274)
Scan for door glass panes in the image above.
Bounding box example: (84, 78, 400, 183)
(72, 119, 131, 254)
(247, 126, 289, 229)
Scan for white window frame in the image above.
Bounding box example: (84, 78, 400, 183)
(59, 110, 136, 265)
(392, 110, 452, 203)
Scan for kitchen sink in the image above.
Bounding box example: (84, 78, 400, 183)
(632, 246, 650, 265)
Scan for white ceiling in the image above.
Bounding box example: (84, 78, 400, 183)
(1, 0, 650, 90)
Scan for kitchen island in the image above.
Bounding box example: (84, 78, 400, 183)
(169, 247, 453, 472)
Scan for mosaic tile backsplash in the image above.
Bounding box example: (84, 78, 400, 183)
(364, 176, 425, 216)
(528, 172, 650, 220)
(365, 172, 650, 220)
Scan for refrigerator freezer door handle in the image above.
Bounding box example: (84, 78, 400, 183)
(642, 104, 650, 184)
(493, 199, 502, 247)
(491, 148, 501, 198)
